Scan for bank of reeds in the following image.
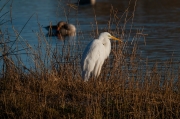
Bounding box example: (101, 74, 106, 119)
(0, 1, 180, 119)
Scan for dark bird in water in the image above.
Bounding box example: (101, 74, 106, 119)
(78, 0, 96, 5)
(45, 21, 76, 40)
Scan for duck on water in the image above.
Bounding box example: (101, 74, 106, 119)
(45, 21, 76, 40)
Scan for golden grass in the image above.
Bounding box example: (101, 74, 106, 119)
(0, 54, 180, 118)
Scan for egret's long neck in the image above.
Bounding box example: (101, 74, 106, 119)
(99, 35, 110, 45)
(100, 37, 111, 59)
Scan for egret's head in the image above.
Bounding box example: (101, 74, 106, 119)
(100, 32, 122, 42)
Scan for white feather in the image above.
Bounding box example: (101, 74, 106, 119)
(81, 32, 122, 81)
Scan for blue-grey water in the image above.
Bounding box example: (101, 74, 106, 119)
(1, 0, 180, 68)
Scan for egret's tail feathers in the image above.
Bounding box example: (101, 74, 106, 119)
(82, 71, 90, 82)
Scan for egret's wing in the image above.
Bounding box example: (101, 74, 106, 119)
(81, 40, 105, 79)
(81, 40, 99, 69)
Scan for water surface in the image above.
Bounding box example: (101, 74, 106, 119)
(1, 0, 180, 65)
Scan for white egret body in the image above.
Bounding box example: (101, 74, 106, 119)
(81, 32, 122, 81)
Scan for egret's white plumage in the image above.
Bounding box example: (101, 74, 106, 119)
(81, 32, 122, 81)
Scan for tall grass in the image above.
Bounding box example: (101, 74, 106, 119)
(0, 0, 180, 119)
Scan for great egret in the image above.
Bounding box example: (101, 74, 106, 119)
(45, 21, 76, 39)
(81, 32, 122, 81)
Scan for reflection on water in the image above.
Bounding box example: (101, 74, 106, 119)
(1, 0, 180, 64)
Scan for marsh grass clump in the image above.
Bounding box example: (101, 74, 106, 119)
(0, 1, 180, 119)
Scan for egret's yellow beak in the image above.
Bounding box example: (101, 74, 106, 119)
(110, 35, 122, 42)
